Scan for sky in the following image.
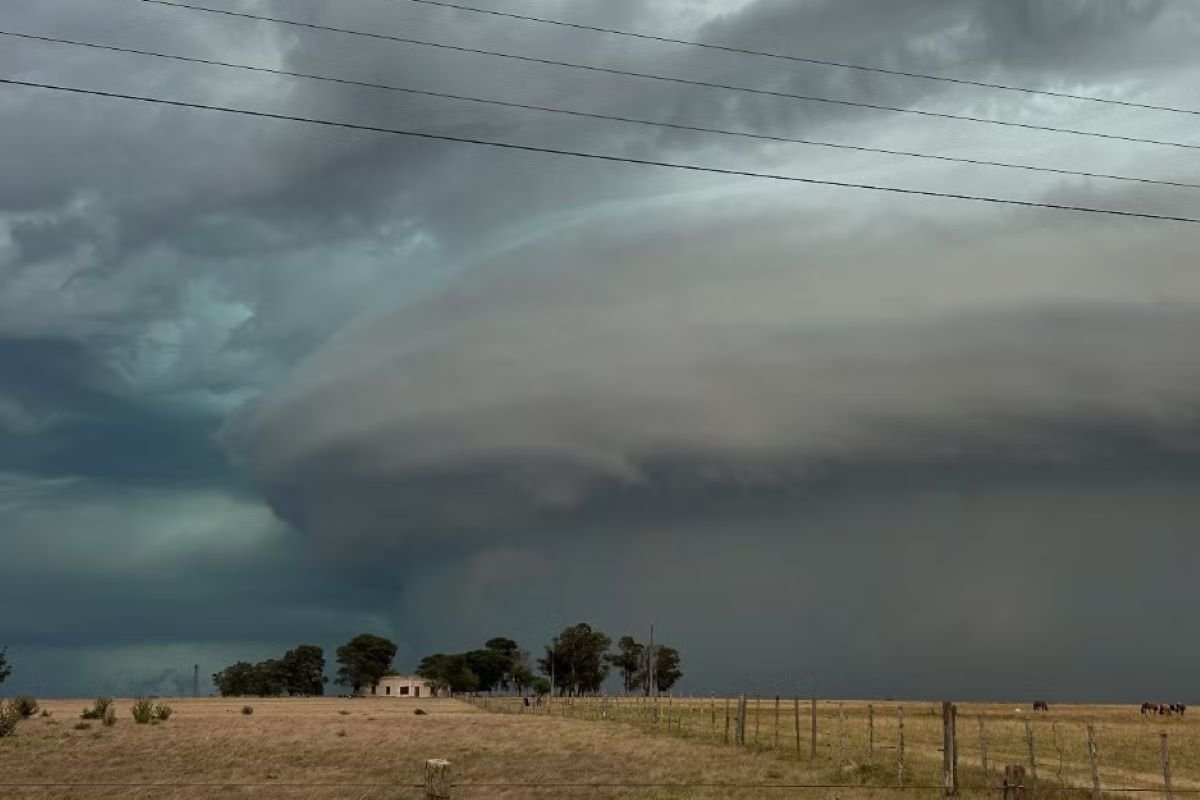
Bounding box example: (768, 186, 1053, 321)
(1, 0, 1199, 701)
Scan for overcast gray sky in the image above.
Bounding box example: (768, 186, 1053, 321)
(2, 0, 1199, 700)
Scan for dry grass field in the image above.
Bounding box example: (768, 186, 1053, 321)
(0, 696, 1195, 799)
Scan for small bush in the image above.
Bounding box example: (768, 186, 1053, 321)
(40, 709, 52, 718)
(241, 705, 254, 715)
(131, 698, 155, 724)
(338, 710, 350, 716)
(336, 729, 347, 737)
(413, 708, 427, 716)
(0, 702, 20, 737)
(11, 696, 39, 719)
(153, 703, 173, 721)
(74, 722, 92, 731)
(81, 698, 113, 720)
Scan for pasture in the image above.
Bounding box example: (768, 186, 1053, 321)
(0, 696, 1195, 799)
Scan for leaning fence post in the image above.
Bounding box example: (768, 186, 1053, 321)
(794, 697, 802, 755)
(1025, 717, 1039, 796)
(1086, 725, 1101, 800)
(425, 759, 451, 800)
(897, 705, 906, 787)
(1161, 731, 1174, 800)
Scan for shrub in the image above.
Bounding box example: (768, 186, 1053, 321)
(336, 729, 347, 737)
(40, 709, 52, 718)
(338, 710, 350, 716)
(131, 698, 155, 724)
(153, 703, 173, 721)
(11, 696, 38, 719)
(413, 708, 427, 716)
(81, 698, 113, 720)
(241, 705, 254, 715)
(0, 702, 20, 737)
(74, 722, 92, 731)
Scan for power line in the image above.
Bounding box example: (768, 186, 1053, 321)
(136, 0, 1200, 152)
(397, 0, 1200, 118)
(3, 76, 1199, 225)
(7, 28, 1197, 192)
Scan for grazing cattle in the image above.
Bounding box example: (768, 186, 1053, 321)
(1033, 701, 1050, 712)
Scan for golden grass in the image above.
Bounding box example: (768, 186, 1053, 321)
(0, 696, 1193, 799)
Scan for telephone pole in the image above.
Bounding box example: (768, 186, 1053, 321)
(193, 664, 199, 698)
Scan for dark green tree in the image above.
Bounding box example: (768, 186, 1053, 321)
(605, 636, 646, 693)
(416, 653, 479, 694)
(0, 647, 10, 686)
(537, 623, 611, 696)
(281, 645, 327, 696)
(529, 676, 551, 697)
(336, 634, 398, 693)
(465, 649, 510, 692)
(652, 646, 683, 693)
(484, 637, 536, 694)
(212, 661, 260, 696)
(251, 658, 289, 696)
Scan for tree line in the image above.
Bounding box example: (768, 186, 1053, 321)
(212, 634, 397, 697)
(418, 623, 682, 697)
(210, 625, 682, 697)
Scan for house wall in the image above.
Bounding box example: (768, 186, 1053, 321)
(357, 676, 436, 698)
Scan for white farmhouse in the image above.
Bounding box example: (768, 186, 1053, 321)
(357, 675, 436, 698)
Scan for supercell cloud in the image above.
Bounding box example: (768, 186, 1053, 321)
(2, 0, 1199, 699)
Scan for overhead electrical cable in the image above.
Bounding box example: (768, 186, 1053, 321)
(2, 76, 1198, 225)
(135, 0, 1200, 152)
(5, 28, 1196, 191)
(396, 0, 1200, 118)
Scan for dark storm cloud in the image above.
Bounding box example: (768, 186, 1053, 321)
(4, 0, 1200, 696)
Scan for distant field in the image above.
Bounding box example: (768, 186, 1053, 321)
(1, 696, 1194, 799)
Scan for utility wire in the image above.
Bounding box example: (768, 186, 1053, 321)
(136, 0, 1200, 152)
(6, 28, 1197, 192)
(396, 0, 1200, 118)
(3, 76, 1199, 225)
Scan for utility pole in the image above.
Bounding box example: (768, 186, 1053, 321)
(193, 664, 199, 698)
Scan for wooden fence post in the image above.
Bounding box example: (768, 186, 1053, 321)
(1161, 731, 1174, 800)
(1004, 764, 1026, 800)
(774, 696, 781, 750)
(978, 716, 989, 780)
(711, 694, 716, 736)
(942, 702, 958, 796)
(794, 698, 802, 755)
(724, 697, 730, 745)
(868, 704, 875, 764)
(1024, 718, 1038, 795)
(754, 697, 761, 745)
(838, 703, 847, 766)
(735, 694, 747, 747)
(425, 759, 451, 800)
(897, 705, 906, 787)
(810, 697, 818, 761)
(1086, 725, 1101, 800)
